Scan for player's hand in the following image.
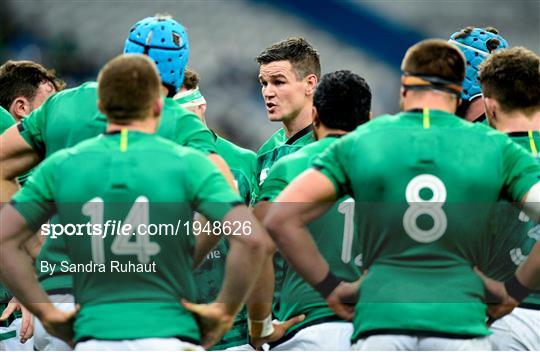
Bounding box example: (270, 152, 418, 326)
(474, 267, 519, 325)
(40, 305, 79, 347)
(326, 271, 367, 321)
(250, 314, 305, 350)
(0, 297, 34, 343)
(181, 299, 235, 349)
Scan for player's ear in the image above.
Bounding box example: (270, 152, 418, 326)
(200, 103, 207, 116)
(97, 100, 106, 115)
(153, 97, 164, 118)
(483, 97, 498, 122)
(312, 106, 320, 126)
(10, 96, 30, 120)
(304, 74, 318, 96)
(368, 111, 373, 120)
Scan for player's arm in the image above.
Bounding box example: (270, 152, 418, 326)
(0, 125, 41, 202)
(207, 153, 238, 192)
(0, 152, 76, 345)
(180, 152, 273, 348)
(264, 169, 336, 288)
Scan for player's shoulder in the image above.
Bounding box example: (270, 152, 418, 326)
(163, 98, 200, 121)
(50, 81, 97, 102)
(257, 128, 285, 155)
(216, 134, 256, 159)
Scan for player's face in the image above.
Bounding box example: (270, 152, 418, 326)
(259, 60, 309, 122)
(29, 81, 56, 112)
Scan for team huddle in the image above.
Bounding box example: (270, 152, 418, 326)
(0, 14, 539, 351)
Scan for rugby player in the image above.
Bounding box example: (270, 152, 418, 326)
(449, 26, 508, 122)
(175, 69, 257, 349)
(251, 70, 371, 350)
(0, 15, 233, 351)
(0, 60, 64, 350)
(263, 39, 540, 350)
(0, 53, 271, 350)
(476, 47, 540, 350)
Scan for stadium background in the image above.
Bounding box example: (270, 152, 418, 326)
(1, 0, 538, 149)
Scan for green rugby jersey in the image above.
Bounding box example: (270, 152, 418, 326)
(215, 132, 257, 205)
(11, 131, 241, 342)
(313, 109, 540, 340)
(192, 132, 256, 349)
(0, 106, 14, 134)
(255, 125, 314, 313)
(259, 135, 362, 336)
(255, 125, 314, 197)
(17, 82, 217, 292)
(483, 131, 540, 307)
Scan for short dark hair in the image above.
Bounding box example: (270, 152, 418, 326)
(182, 68, 200, 90)
(314, 70, 371, 131)
(479, 47, 540, 115)
(256, 37, 321, 79)
(0, 60, 65, 110)
(401, 39, 466, 85)
(98, 54, 161, 122)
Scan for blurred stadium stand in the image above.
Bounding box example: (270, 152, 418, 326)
(2, 0, 538, 150)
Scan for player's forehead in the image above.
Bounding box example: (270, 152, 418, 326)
(258, 60, 296, 80)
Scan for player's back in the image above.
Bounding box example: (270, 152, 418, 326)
(47, 131, 219, 342)
(315, 108, 539, 339)
(19, 81, 213, 157)
(261, 136, 362, 332)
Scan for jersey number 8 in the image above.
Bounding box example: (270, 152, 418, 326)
(403, 174, 447, 243)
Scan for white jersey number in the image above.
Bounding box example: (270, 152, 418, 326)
(83, 196, 160, 264)
(403, 174, 447, 243)
(338, 198, 362, 267)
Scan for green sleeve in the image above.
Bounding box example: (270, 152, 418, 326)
(312, 137, 352, 198)
(175, 112, 217, 154)
(18, 95, 53, 156)
(258, 159, 289, 202)
(11, 151, 67, 230)
(501, 136, 540, 201)
(184, 150, 243, 221)
(0, 106, 15, 134)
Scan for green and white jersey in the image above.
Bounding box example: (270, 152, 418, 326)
(255, 125, 314, 199)
(17, 82, 217, 292)
(192, 132, 256, 349)
(313, 109, 540, 341)
(259, 136, 362, 336)
(483, 131, 540, 308)
(11, 131, 241, 342)
(255, 125, 314, 313)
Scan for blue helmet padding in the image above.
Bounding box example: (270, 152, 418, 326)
(124, 17, 189, 93)
(449, 28, 508, 101)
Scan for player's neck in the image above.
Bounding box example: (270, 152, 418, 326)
(315, 126, 347, 141)
(492, 110, 540, 133)
(403, 94, 457, 114)
(282, 104, 313, 138)
(107, 119, 158, 134)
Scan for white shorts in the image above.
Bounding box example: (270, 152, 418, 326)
(271, 322, 353, 351)
(34, 294, 75, 351)
(352, 334, 491, 351)
(0, 316, 34, 351)
(75, 337, 203, 351)
(489, 307, 540, 350)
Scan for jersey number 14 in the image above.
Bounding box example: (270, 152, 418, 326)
(83, 196, 160, 264)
